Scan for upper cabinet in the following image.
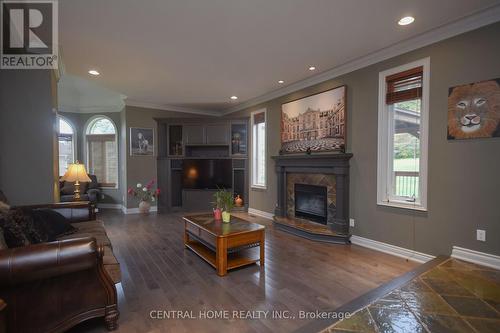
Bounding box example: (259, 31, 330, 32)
(159, 118, 248, 158)
(184, 125, 205, 145)
(206, 124, 229, 145)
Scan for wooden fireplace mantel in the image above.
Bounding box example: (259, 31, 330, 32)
(271, 153, 353, 243)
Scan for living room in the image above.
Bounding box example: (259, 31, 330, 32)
(1, 1, 499, 332)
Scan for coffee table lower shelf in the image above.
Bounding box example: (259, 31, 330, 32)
(185, 240, 260, 271)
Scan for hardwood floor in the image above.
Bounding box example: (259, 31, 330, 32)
(70, 210, 417, 333)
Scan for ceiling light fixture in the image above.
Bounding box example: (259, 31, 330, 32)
(398, 16, 415, 26)
(88, 69, 100, 76)
(278, 80, 284, 84)
(230, 96, 238, 100)
(308, 66, 316, 71)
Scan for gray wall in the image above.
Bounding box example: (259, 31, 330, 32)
(59, 111, 123, 204)
(0, 70, 55, 205)
(226, 22, 500, 257)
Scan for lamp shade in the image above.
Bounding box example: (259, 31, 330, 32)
(61, 162, 92, 182)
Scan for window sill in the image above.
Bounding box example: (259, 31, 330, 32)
(377, 200, 427, 212)
(251, 185, 267, 191)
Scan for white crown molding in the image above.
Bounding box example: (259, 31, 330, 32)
(221, 4, 500, 115)
(121, 205, 158, 214)
(351, 235, 435, 263)
(248, 208, 274, 220)
(125, 99, 220, 117)
(451, 246, 500, 270)
(58, 105, 124, 113)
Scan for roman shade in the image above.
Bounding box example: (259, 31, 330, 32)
(385, 66, 423, 104)
(253, 111, 265, 124)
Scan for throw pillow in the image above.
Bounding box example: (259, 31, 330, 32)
(0, 201, 9, 213)
(28, 209, 77, 241)
(0, 228, 8, 250)
(0, 209, 43, 247)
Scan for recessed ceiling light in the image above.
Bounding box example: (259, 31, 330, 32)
(398, 16, 415, 26)
(278, 80, 284, 84)
(230, 96, 238, 100)
(88, 69, 100, 76)
(308, 66, 316, 71)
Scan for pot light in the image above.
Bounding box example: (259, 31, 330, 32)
(278, 80, 284, 84)
(308, 66, 316, 71)
(88, 69, 100, 76)
(230, 96, 238, 100)
(398, 16, 415, 26)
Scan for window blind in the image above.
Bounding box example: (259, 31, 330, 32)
(386, 66, 423, 104)
(253, 112, 265, 124)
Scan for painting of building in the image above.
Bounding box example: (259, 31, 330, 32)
(281, 86, 346, 153)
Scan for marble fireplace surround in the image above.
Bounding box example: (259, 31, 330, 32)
(272, 153, 353, 235)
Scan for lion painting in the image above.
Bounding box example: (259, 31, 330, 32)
(448, 79, 500, 140)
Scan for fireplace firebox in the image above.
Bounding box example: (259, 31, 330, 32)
(294, 184, 328, 224)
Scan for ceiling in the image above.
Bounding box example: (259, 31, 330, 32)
(59, 0, 500, 115)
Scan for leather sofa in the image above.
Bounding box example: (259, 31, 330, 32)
(0, 202, 120, 333)
(60, 174, 101, 204)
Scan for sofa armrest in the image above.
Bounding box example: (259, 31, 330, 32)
(0, 298, 5, 333)
(12, 201, 96, 222)
(0, 237, 102, 287)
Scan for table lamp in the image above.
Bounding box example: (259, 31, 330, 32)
(61, 161, 92, 201)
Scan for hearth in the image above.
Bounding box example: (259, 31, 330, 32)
(294, 184, 327, 224)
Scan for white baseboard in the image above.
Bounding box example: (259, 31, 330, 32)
(248, 208, 274, 220)
(98, 203, 122, 209)
(351, 235, 435, 263)
(121, 205, 158, 215)
(451, 246, 500, 270)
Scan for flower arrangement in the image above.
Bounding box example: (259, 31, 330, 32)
(212, 187, 234, 222)
(127, 180, 160, 203)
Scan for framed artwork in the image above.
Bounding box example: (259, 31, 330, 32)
(281, 85, 346, 153)
(448, 78, 500, 140)
(130, 127, 154, 156)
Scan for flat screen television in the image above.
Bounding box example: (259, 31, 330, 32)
(182, 159, 232, 189)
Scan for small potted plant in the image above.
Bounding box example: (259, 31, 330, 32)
(212, 190, 223, 220)
(220, 189, 234, 223)
(127, 180, 160, 214)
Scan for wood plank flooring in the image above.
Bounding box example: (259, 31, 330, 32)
(70, 211, 417, 333)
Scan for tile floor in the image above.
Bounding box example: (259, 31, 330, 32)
(324, 258, 500, 333)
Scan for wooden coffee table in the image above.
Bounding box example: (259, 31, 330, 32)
(183, 214, 265, 276)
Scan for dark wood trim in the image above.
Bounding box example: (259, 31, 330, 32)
(293, 255, 449, 333)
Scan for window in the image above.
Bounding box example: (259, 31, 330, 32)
(57, 116, 75, 177)
(377, 58, 429, 211)
(85, 116, 118, 188)
(251, 109, 267, 188)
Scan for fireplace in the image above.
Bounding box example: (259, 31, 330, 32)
(294, 184, 327, 224)
(272, 153, 352, 243)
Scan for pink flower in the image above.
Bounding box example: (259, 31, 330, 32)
(155, 189, 161, 196)
(127, 187, 134, 195)
(146, 184, 152, 190)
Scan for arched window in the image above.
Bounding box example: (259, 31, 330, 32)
(57, 116, 75, 177)
(85, 116, 118, 187)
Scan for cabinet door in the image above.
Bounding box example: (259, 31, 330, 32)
(184, 125, 205, 144)
(205, 124, 229, 144)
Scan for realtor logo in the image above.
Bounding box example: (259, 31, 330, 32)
(1, 0, 58, 69)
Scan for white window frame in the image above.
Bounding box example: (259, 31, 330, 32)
(83, 115, 119, 189)
(377, 57, 430, 211)
(57, 116, 76, 177)
(251, 108, 267, 190)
